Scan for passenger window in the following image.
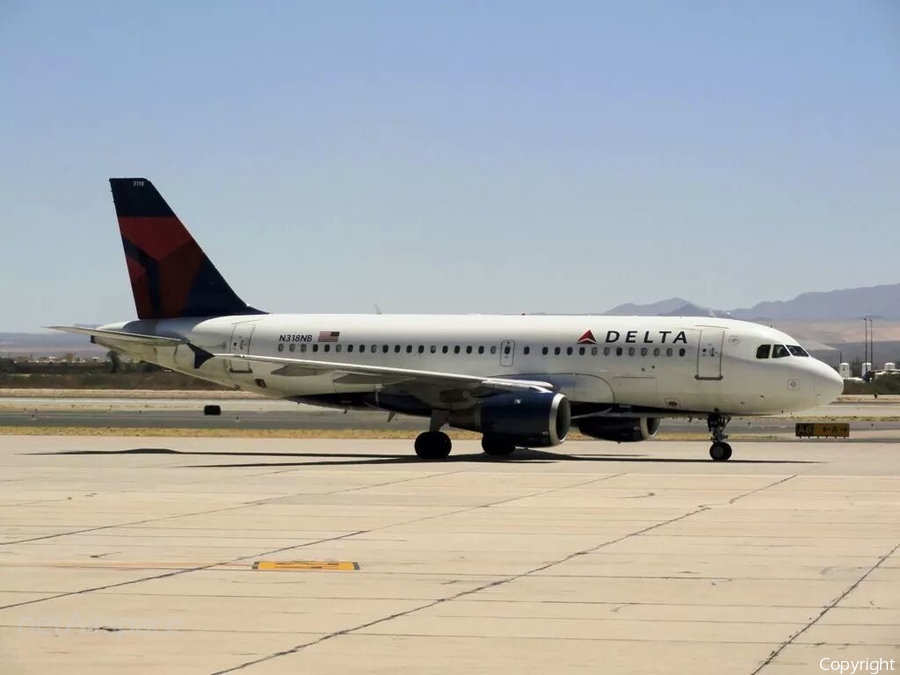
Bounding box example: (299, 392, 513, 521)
(490, 346, 497, 354)
(335, 345, 342, 353)
(666, 347, 673, 357)
(418, 345, 424, 354)
(628, 347, 635, 356)
(542, 347, 549, 355)
(454, 346, 461, 354)
(603, 347, 611, 356)
(312, 344, 319, 353)
(278, 343, 285, 352)
(523, 346, 530, 355)
(289, 343, 296, 352)
(478, 346, 484, 354)
(359, 345, 365, 353)
(756, 344, 771, 359)
(466, 346, 472, 354)
(503, 345, 510, 355)
(640, 348, 648, 357)
(591, 347, 598, 356)
(442, 346, 449, 354)
(347, 344, 354, 353)
(394, 345, 400, 353)
(406, 345, 412, 353)
(679, 348, 686, 357)
(301, 344, 307, 353)
(554, 347, 561, 355)
(370, 345, 377, 353)
(326, 345, 333, 353)
(653, 347, 660, 357)
(430, 345, 437, 354)
(616, 347, 623, 356)
(772, 344, 790, 358)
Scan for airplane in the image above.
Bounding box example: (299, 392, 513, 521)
(52, 178, 845, 462)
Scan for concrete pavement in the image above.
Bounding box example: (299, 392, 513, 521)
(1, 436, 898, 674)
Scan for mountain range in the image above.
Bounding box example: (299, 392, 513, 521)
(604, 283, 900, 321)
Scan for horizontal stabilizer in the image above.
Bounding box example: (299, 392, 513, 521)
(48, 326, 213, 369)
(47, 326, 185, 346)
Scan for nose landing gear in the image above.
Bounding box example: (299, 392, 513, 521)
(707, 413, 732, 461)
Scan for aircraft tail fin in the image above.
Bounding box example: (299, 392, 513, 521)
(109, 178, 264, 320)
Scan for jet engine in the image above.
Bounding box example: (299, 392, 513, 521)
(449, 392, 571, 447)
(575, 416, 660, 442)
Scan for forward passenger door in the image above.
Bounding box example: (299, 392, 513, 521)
(696, 327, 725, 380)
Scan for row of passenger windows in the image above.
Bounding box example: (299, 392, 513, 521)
(277, 343, 688, 358)
(756, 344, 810, 359)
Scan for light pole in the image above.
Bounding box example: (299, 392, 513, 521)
(863, 317, 869, 375)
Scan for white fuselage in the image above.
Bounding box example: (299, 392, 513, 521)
(101, 314, 843, 416)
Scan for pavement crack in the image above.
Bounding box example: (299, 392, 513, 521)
(210, 469, 808, 673)
(749, 539, 900, 675)
(727, 474, 797, 505)
(210, 499, 706, 674)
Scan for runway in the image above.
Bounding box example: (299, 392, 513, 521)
(2, 395, 899, 434)
(1, 435, 898, 674)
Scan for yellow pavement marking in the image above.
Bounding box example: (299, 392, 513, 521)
(253, 560, 360, 571)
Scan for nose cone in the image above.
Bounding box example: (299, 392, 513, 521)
(813, 362, 844, 403)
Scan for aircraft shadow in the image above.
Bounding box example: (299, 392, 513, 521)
(35, 448, 820, 467)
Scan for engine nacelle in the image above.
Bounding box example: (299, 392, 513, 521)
(449, 392, 571, 447)
(575, 416, 660, 442)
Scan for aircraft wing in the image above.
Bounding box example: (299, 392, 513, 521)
(214, 353, 555, 397)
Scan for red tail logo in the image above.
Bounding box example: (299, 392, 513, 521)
(577, 330, 597, 345)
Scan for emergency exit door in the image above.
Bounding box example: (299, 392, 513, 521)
(500, 340, 515, 367)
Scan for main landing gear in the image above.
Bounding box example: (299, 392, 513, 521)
(414, 411, 453, 460)
(707, 413, 732, 461)
(414, 431, 452, 460)
(413, 410, 520, 460)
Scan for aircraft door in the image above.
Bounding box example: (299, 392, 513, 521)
(228, 323, 256, 373)
(500, 340, 515, 367)
(696, 327, 725, 380)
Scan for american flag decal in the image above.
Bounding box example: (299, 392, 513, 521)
(318, 330, 340, 343)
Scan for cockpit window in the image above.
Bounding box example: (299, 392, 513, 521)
(787, 345, 809, 357)
(772, 344, 790, 358)
(756, 344, 771, 359)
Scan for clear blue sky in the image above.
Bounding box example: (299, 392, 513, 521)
(2, 1, 898, 332)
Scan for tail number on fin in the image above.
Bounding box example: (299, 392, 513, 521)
(132, 180, 145, 187)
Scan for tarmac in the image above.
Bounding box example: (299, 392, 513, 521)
(1, 434, 898, 674)
(1, 396, 899, 433)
